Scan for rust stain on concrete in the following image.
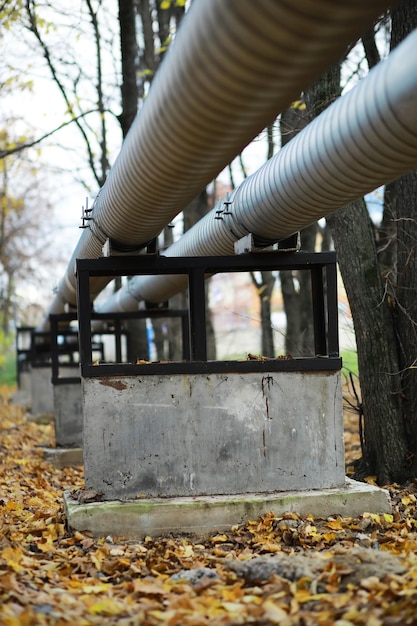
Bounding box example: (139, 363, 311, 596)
(98, 378, 128, 391)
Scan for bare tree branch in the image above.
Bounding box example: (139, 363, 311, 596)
(0, 110, 100, 159)
(24, 0, 106, 186)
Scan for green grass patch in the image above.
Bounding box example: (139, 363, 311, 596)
(0, 352, 17, 387)
(341, 349, 358, 376)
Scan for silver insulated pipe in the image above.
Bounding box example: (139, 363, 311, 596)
(41, 0, 392, 327)
(98, 28, 417, 312)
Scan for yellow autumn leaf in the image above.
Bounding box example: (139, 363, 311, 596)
(88, 598, 125, 616)
(132, 580, 167, 595)
(260, 542, 281, 552)
(180, 544, 194, 558)
(0, 617, 23, 626)
(291, 99, 306, 110)
(137, 68, 153, 77)
(262, 599, 289, 621)
(90, 546, 108, 570)
(326, 519, 344, 531)
(13, 458, 31, 466)
(304, 524, 319, 536)
(3, 500, 24, 513)
(0, 546, 23, 563)
(82, 583, 110, 594)
(211, 534, 229, 543)
(0, 547, 24, 572)
(36, 536, 55, 552)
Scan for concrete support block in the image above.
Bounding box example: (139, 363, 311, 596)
(30, 366, 54, 416)
(12, 371, 32, 407)
(82, 370, 345, 500)
(53, 378, 83, 448)
(44, 447, 83, 468)
(64, 479, 392, 540)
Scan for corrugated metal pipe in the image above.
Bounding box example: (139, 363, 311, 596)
(97, 27, 417, 313)
(40, 0, 392, 329)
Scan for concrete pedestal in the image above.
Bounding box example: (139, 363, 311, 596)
(12, 371, 32, 407)
(82, 370, 345, 501)
(44, 447, 83, 468)
(30, 365, 54, 416)
(53, 378, 83, 448)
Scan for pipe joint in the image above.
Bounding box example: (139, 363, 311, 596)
(215, 191, 248, 241)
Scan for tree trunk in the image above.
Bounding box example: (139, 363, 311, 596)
(250, 270, 275, 357)
(327, 201, 407, 483)
(389, 172, 417, 470)
(280, 271, 300, 356)
(304, 19, 414, 482)
(388, 0, 417, 475)
(118, 0, 139, 136)
(259, 272, 275, 357)
(118, 0, 149, 362)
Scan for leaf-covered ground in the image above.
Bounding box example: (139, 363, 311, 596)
(1, 383, 417, 625)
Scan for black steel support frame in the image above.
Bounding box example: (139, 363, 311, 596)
(29, 325, 81, 389)
(49, 307, 190, 385)
(30, 330, 58, 366)
(49, 313, 97, 386)
(76, 251, 341, 377)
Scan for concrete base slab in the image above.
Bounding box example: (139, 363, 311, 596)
(44, 447, 83, 468)
(64, 478, 391, 539)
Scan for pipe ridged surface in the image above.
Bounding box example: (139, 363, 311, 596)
(43, 0, 391, 324)
(98, 29, 417, 312)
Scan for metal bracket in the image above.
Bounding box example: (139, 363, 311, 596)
(277, 232, 301, 252)
(102, 239, 111, 257)
(80, 197, 93, 229)
(234, 232, 301, 254)
(234, 234, 276, 255)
